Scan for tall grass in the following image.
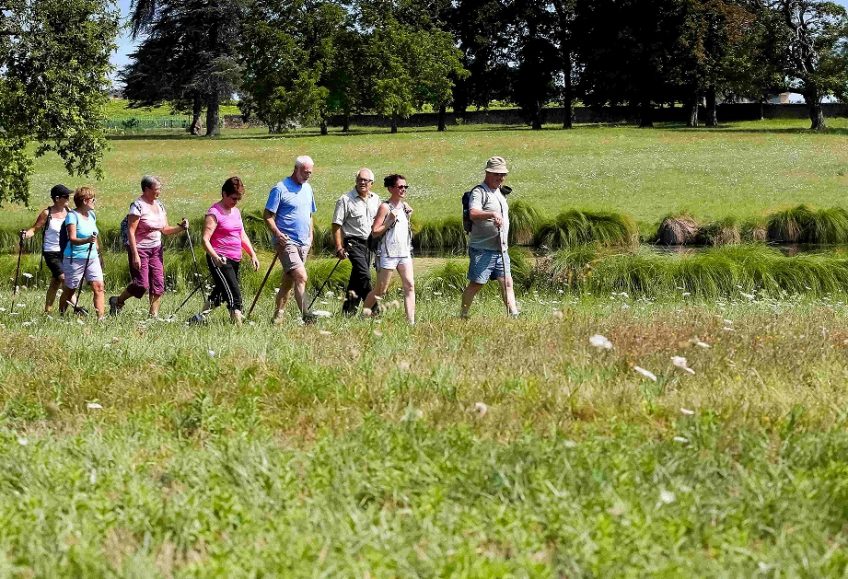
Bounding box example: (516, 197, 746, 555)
(535, 209, 638, 250)
(698, 216, 741, 246)
(655, 213, 699, 245)
(412, 217, 466, 254)
(507, 200, 542, 245)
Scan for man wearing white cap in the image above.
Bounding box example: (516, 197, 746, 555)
(460, 156, 518, 318)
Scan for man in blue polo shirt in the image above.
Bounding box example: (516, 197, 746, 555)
(264, 155, 317, 323)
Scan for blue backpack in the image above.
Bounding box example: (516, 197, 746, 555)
(120, 199, 165, 246)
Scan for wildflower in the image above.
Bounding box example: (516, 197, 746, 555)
(433, 291, 442, 296)
(396, 361, 410, 371)
(312, 310, 332, 318)
(86, 402, 103, 410)
(680, 408, 695, 416)
(22, 273, 33, 279)
(740, 291, 756, 300)
(373, 330, 383, 337)
(17, 437, 28, 446)
(693, 339, 710, 349)
(21, 321, 33, 327)
(325, 290, 335, 297)
(671, 356, 695, 375)
(562, 440, 578, 449)
(633, 366, 657, 382)
(318, 330, 332, 336)
(89, 469, 97, 485)
(473, 402, 488, 417)
(208, 350, 215, 357)
(673, 436, 689, 444)
(552, 310, 564, 320)
(658, 489, 676, 505)
(16, 303, 25, 308)
(589, 334, 613, 350)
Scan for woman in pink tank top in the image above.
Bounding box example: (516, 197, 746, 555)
(190, 176, 259, 325)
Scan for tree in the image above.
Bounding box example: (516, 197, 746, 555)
(772, 0, 848, 129)
(124, 0, 243, 137)
(0, 0, 118, 206)
(551, 0, 579, 128)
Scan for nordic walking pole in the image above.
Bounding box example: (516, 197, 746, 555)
(305, 257, 343, 315)
(9, 231, 25, 314)
(497, 224, 511, 315)
(172, 221, 206, 316)
(72, 239, 95, 315)
(246, 252, 278, 318)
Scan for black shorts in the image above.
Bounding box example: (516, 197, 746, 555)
(43, 251, 63, 280)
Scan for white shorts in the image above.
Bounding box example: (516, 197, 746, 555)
(62, 255, 103, 289)
(379, 255, 412, 270)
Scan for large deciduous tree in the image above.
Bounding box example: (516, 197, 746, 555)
(772, 0, 848, 129)
(0, 0, 118, 205)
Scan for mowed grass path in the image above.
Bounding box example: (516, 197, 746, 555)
(3, 292, 848, 574)
(4, 118, 848, 231)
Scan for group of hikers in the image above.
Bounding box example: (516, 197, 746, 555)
(18, 155, 518, 324)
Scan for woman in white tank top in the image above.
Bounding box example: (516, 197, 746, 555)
(21, 184, 72, 313)
(362, 174, 416, 324)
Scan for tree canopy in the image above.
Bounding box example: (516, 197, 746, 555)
(0, 0, 118, 205)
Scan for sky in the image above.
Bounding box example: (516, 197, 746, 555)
(110, 0, 848, 79)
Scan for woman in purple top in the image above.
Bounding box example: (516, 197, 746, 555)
(191, 176, 259, 325)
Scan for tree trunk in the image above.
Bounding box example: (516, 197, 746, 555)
(188, 95, 202, 135)
(806, 88, 825, 130)
(390, 114, 398, 134)
(639, 99, 653, 128)
(342, 110, 350, 132)
(562, 55, 573, 129)
(205, 92, 220, 137)
(437, 104, 447, 132)
(531, 103, 543, 130)
(687, 94, 699, 128)
(320, 117, 328, 136)
(705, 86, 717, 127)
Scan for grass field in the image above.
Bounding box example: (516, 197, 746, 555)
(4, 119, 848, 575)
(3, 118, 848, 236)
(3, 287, 848, 575)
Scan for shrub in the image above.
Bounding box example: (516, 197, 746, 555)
(767, 205, 816, 243)
(535, 209, 637, 250)
(698, 217, 741, 246)
(656, 213, 699, 245)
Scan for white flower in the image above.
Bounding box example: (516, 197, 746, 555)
(318, 330, 332, 336)
(659, 489, 676, 504)
(589, 334, 613, 350)
(673, 436, 689, 444)
(671, 356, 695, 375)
(17, 437, 28, 446)
(373, 330, 383, 337)
(396, 361, 410, 372)
(208, 350, 215, 357)
(680, 408, 695, 416)
(633, 366, 657, 382)
(432, 291, 442, 296)
(89, 469, 97, 485)
(86, 402, 103, 410)
(474, 402, 488, 417)
(312, 310, 332, 318)
(552, 310, 564, 320)
(21, 321, 33, 327)
(16, 303, 25, 308)
(562, 440, 578, 449)
(723, 319, 733, 325)
(693, 340, 710, 349)
(740, 291, 756, 300)
(22, 273, 33, 279)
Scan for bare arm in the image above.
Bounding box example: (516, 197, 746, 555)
(201, 214, 223, 265)
(370, 204, 393, 236)
(263, 209, 287, 244)
(332, 223, 346, 258)
(23, 209, 49, 239)
(67, 223, 96, 245)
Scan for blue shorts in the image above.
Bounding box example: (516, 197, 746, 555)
(467, 246, 511, 284)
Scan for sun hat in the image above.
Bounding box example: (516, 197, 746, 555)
(484, 156, 509, 174)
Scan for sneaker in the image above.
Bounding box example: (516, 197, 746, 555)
(272, 310, 285, 325)
(108, 296, 122, 317)
(231, 310, 244, 325)
(187, 312, 207, 326)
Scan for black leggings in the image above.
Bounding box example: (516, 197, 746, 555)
(206, 255, 242, 312)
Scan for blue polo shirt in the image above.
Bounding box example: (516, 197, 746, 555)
(264, 177, 316, 246)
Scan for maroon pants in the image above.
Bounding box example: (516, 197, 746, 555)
(127, 245, 165, 298)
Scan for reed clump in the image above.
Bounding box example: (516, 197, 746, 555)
(535, 209, 638, 250)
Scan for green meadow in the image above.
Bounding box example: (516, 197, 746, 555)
(3, 119, 848, 576)
(3, 118, 848, 234)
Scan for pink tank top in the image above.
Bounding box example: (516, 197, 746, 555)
(207, 202, 243, 261)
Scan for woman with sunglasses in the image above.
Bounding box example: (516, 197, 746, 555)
(21, 184, 73, 313)
(190, 176, 259, 325)
(362, 174, 415, 324)
(59, 187, 105, 319)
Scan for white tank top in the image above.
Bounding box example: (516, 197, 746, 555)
(381, 201, 411, 258)
(43, 209, 64, 252)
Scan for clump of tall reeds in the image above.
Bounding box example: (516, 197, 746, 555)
(412, 217, 466, 254)
(656, 213, 699, 245)
(535, 209, 638, 250)
(507, 200, 542, 245)
(766, 205, 816, 243)
(698, 217, 741, 246)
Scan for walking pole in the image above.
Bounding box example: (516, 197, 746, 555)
(9, 231, 25, 314)
(172, 222, 206, 316)
(246, 253, 278, 318)
(303, 257, 343, 320)
(72, 240, 95, 316)
(497, 225, 510, 315)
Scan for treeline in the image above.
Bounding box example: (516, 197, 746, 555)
(123, 0, 848, 135)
